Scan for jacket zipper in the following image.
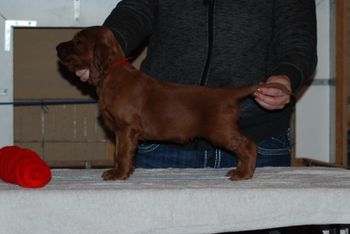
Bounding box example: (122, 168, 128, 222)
(200, 0, 215, 86)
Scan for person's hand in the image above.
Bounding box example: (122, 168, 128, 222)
(254, 75, 292, 110)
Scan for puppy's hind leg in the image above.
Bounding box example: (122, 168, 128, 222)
(208, 127, 257, 181)
(225, 135, 257, 181)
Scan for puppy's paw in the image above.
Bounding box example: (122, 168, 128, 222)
(102, 168, 129, 180)
(226, 169, 253, 181)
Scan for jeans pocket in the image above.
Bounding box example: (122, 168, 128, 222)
(137, 143, 161, 153)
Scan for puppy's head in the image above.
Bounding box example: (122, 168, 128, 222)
(56, 26, 124, 86)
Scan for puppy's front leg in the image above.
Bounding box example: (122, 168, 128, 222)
(102, 128, 138, 180)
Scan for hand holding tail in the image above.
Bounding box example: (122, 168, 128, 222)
(254, 75, 293, 110)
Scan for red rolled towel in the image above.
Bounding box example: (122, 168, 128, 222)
(0, 146, 51, 188)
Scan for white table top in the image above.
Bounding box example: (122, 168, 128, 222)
(1, 167, 350, 234)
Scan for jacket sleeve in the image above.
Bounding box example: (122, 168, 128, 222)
(103, 0, 157, 55)
(268, 0, 318, 92)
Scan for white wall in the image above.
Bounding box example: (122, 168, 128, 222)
(295, 0, 336, 162)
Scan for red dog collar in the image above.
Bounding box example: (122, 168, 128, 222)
(110, 57, 131, 69)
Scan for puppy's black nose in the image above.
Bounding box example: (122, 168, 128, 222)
(56, 41, 72, 59)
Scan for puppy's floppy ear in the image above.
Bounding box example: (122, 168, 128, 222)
(89, 43, 113, 85)
(89, 29, 123, 85)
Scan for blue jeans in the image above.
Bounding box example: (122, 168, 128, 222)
(135, 129, 291, 168)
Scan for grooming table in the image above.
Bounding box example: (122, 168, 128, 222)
(1, 167, 350, 234)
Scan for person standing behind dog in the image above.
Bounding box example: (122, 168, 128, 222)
(100, 0, 317, 169)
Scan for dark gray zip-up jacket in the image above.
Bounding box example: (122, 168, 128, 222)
(103, 0, 317, 142)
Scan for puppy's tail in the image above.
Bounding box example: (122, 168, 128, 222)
(233, 83, 293, 100)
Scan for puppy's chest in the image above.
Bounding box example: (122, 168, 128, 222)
(98, 94, 139, 129)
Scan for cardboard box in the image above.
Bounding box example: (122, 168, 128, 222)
(14, 104, 115, 167)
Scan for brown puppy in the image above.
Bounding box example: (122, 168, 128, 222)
(56, 26, 292, 181)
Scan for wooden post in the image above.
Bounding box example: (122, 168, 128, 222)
(336, 0, 349, 166)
